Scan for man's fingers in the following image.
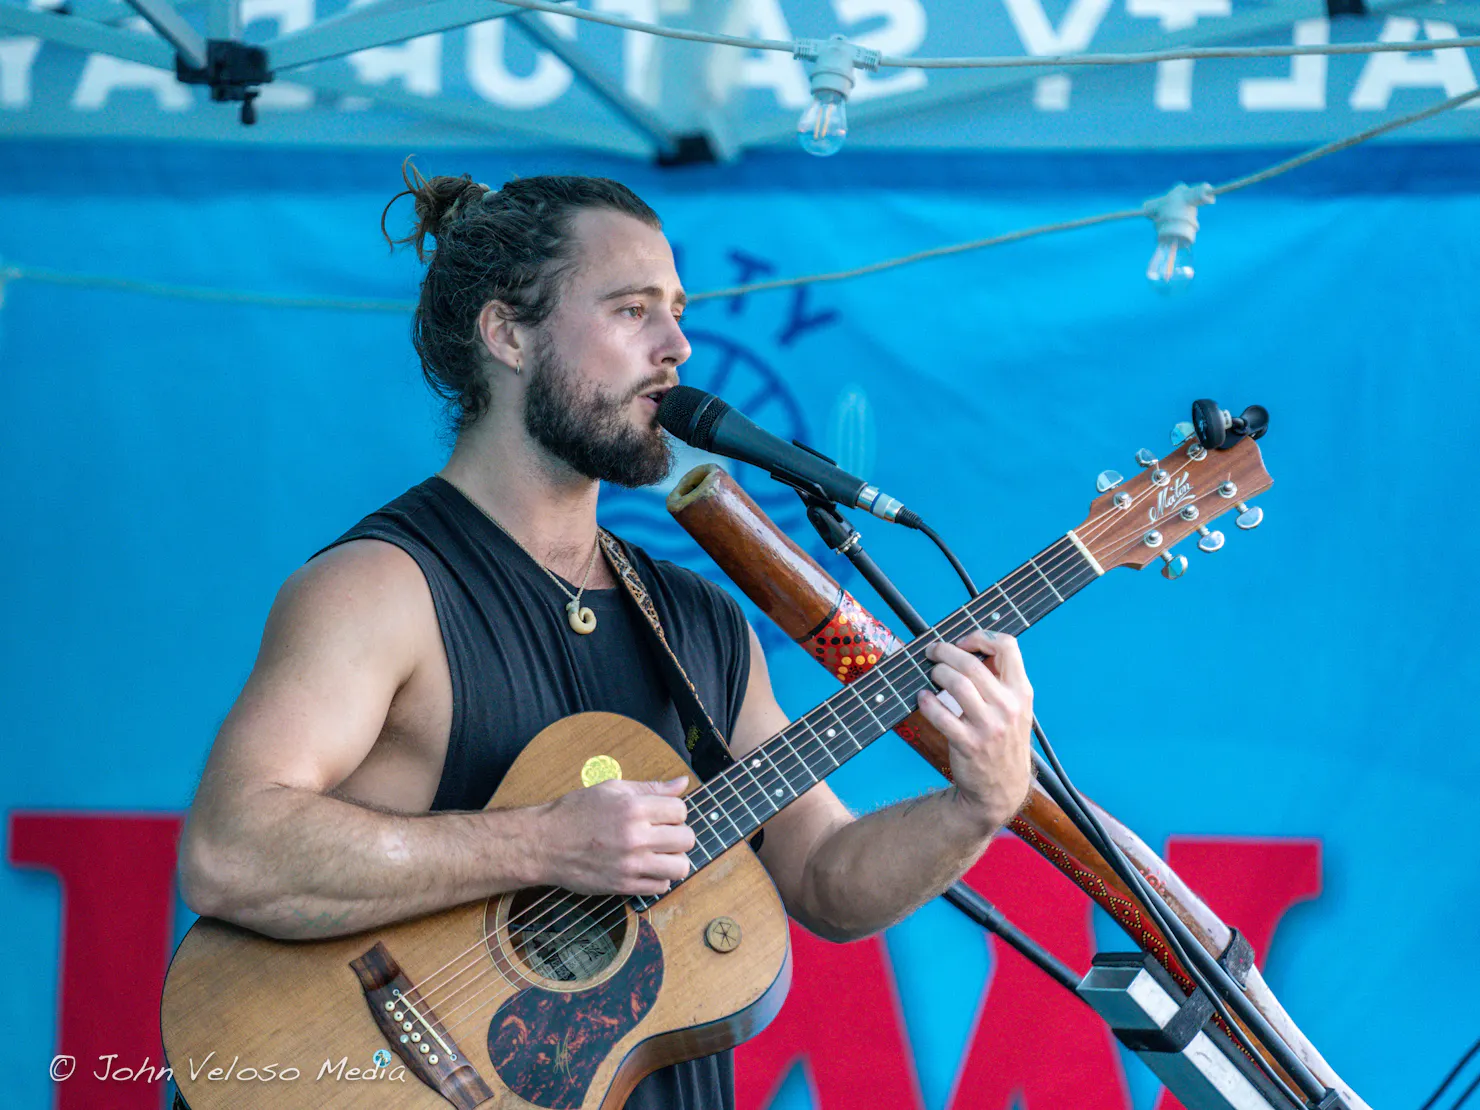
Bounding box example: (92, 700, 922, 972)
(633, 795, 690, 826)
(644, 822, 697, 855)
(955, 629, 1030, 689)
(635, 850, 691, 883)
(926, 640, 1006, 705)
(928, 658, 991, 720)
(917, 689, 971, 743)
(628, 776, 690, 795)
(928, 635, 1030, 704)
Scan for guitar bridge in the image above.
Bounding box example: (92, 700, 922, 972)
(350, 941, 494, 1109)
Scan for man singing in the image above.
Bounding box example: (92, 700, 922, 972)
(177, 168, 1035, 1109)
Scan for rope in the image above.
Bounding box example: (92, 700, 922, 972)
(1212, 85, 1480, 196)
(2, 85, 1476, 311)
(0, 263, 415, 313)
(687, 207, 1146, 302)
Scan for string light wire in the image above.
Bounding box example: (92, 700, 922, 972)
(490, 0, 1480, 69)
(692, 83, 1480, 301)
(2, 90, 1476, 310)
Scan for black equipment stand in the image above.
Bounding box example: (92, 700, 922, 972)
(797, 492, 1082, 998)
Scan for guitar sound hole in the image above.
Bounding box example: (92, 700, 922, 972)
(507, 888, 627, 983)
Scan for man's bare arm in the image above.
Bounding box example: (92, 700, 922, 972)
(733, 624, 1033, 942)
(179, 541, 694, 941)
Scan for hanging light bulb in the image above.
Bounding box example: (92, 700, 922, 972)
(796, 36, 868, 157)
(798, 89, 848, 157)
(1142, 183, 1215, 293)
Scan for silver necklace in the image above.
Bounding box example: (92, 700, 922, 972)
(448, 481, 602, 634)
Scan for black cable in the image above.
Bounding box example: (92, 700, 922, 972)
(910, 514, 1325, 1108)
(912, 517, 979, 597)
(799, 493, 1087, 1006)
(1451, 1072, 1480, 1110)
(1030, 721, 1318, 1108)
(1419, 1035, 1480, 1110)
(941, 882, 1084, 997)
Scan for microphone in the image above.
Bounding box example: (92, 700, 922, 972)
(657, 385, 919, 527)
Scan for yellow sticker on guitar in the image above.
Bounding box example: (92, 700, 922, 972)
(581, 755, 622, 787)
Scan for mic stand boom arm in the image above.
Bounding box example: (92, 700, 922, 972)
(796, 488, 1328, 1108)
(666, 463, 1366, 1110)
(798, 491, 1084, 998)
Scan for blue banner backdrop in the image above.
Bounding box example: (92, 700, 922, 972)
(2, 139, 1477, 1110)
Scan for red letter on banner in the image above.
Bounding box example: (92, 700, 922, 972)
(8, 811, 183, 1110)
(947, 836, 1132, 1110)
(1154, 837, 1322, 1110)
(735, 922, 926, 1110)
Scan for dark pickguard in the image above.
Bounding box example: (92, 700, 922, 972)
(488, 916, 664, 1109)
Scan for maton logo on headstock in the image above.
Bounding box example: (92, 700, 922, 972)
(1148, 472, 1195, 523)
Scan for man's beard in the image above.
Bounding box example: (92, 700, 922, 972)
(522, 333, 674, 489)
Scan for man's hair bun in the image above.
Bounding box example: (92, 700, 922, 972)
(381, 157, 489, 263)
(381, 159, 663, 435)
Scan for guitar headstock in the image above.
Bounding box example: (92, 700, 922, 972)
(1074, 429, 1272, 578)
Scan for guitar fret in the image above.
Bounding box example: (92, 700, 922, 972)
(778, 729, 822, 786)
(797, 716, 843, 775)
(961, 608, 988, 635)
(721, 758, 766, 829)
(747, 749, 793, 811)
(1007, 574, 1054, 626)
(863, 663, 915, 725)
(667, 534, 1104, 869)
(984, 584, 1028, 632)
(700, 791, 746, 846)
(899, 647, 935, 687)
(687, 806, 724, 866)
(1028, 555, 1065, 602)
(846, 684, 890, 736)
(814, 705, 855, 763)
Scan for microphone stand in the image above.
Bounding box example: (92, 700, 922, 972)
(794, 488, 1331, 1109)
(796, 490, 1082, 999)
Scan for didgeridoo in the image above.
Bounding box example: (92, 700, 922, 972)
(668, 463, 1367, 1110)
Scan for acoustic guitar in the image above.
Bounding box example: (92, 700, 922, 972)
(160, 429, 1272, 1109)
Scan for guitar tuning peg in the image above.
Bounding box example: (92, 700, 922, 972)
(1096, 470, 1125, 493)
(1159, 550, 1188, 579)
(1170, 421, 1195, 446)
(1196, 525, 1225, 553)
(1235, 502, 1263, 530)
(1135, 448, 1158, 468)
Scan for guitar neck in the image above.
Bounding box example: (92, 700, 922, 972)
(635, 532, 1102, 908)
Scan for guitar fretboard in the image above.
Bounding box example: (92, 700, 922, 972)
(632, 532, 1101, 912)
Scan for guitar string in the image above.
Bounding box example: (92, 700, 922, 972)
(429, 579, 1080, 1037)
(403, 441, 1231, 1025)
(408, 513, 1123, 1018)
(427, 537, 1231, 1037)
(426, 475, 1238, 1040)
(416, 534, 1104, 1031)
(403, 441, 1235, 1026)
(428, 498, 1211, 1043)
(403, 443, 1240, 1023)
(437, 440, 1220, 961)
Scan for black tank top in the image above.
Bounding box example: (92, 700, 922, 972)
(324, 475, 751, 1110)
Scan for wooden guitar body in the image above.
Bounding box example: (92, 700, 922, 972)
(161, 712, 792, 1110)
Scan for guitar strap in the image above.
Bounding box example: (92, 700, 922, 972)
(597, 530, 739, 786)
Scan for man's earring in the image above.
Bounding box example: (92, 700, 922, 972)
(514, 361, 522, 375)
